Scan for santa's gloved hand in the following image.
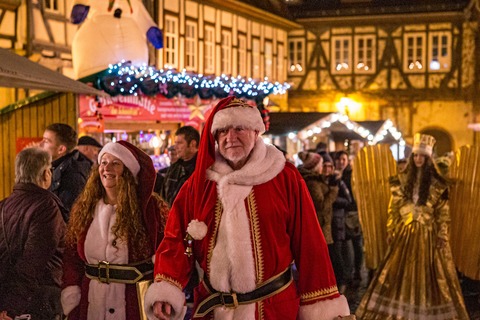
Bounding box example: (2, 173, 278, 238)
(71, 4, 90, 24)
(147, 27, 164, 49)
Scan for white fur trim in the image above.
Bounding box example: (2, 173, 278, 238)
(144, 281, 186, 320)
(211, 105, 265, 134)
(61, 285, 81, 316)
(205, 140, 286, 319)
(298, 295, 351, 320)
(98, 142, 140, 177)
(187, 219, 208, 240)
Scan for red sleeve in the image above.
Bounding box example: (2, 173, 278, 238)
(153, 179, 195, 289)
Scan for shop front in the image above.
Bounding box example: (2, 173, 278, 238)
(78, 93, 216, 170)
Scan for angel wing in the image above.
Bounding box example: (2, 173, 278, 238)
(352, 144, 397, 270)
(449, 145, 480, 280)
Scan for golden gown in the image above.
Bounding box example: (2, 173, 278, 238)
(356, 174, 469, 320)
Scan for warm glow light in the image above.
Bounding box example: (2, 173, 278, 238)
(149, 136, 161, 148)
(336, 97, 361, 115)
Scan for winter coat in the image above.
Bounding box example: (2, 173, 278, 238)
(0, 183, 66, 318)
(298, 167, 338, 244)
(50, 150, 91, 217)
(160, 154, 197, 206)
(330, 178, 352, 242)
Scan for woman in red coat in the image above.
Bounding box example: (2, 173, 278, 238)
(61, 140, 168, 319)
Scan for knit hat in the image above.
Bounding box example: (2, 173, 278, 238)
(98, 141, 141, 177)
(211, 98, 265, 135)
(319, 151, 333, 164)
(412, 133, 436, 157)
(298, 151, 321, 170)
(78, 135, 103, 148)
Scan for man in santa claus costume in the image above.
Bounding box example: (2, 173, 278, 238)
(145, 96, 354, 320)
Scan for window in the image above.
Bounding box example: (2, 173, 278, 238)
(221, 30, 232, 75)
(185, 21, 197, 71)
(164, 16, 179, 68)
(277, 43, 285, 82)
(252, 38, 261, 79)
(238, 34, 247, 76)
(429, 32, 451, 72)
(44, 0, 59, 12)
(332, 36, 351, 74)
(264, 41, 273, 79)
(288, 39, 304, 74)
(204, 26, 215, 74)
(355, 35, 375, 73)
(404, 33, 425, 72)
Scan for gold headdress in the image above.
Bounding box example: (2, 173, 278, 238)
(412, 133, 436, 157)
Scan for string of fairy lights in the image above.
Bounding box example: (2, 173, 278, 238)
(95, 61, 291, 99)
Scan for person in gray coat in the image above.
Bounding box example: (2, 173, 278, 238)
(0, 147, 66, 319)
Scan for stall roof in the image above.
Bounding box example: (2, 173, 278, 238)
(267, 112, 331, 136)
(0, 48, 106, 96)
(267, 112, 402, 144)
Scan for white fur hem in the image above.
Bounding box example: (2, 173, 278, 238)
(61, 285, 81, 316)
(298, 295, 351, 320)
(144, 281, 186, 320)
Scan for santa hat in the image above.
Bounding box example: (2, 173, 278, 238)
(98, 140, 159, 246)
(412, 133, 436, 157)
(98, 141, 141, 177)
(191, 96, 263, 216)
(210, 99, 265, 135)
(298, 151, 321, 170)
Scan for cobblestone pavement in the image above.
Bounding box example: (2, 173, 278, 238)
(344, 268, 480, 320)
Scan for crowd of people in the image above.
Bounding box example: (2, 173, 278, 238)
(0, 96, 476, 320)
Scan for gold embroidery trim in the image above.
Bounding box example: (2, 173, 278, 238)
(248, 191, 265, 284)
(155, 274, 183, 290)
(301, 285, 339, 302)
(206, 199, 222, 275)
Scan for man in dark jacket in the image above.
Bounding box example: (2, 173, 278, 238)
(160, 126, 199, 206)
(0, 147, 66, 319)
(40, 123, 91, 219)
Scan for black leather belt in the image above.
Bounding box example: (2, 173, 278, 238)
(194, 265, 293, 317)
(85, 259, 153, 284)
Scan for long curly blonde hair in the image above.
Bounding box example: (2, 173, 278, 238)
(66, 167, 151, 260)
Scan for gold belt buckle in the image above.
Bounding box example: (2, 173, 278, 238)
(98, 260, 110, 284)
(220, 292, 238, 309)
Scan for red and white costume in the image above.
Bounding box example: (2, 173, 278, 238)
(61, 141, 166, 320)
(145, 97, 351, 319)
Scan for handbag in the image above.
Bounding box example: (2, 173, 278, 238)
(345, 211, 362, 238)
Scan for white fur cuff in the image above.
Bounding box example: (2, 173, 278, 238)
(144, 281, 187, 320)
(298, 295, 351, 320)
(61, 285, 81, 316)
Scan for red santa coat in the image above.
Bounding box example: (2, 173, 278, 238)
(145, 139, 350, 319)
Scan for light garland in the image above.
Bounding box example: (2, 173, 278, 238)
(95, 61, 291, 99)
(295, 112, 404, 146)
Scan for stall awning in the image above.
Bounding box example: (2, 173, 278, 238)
(267, 112, 403, 144)
(0, 48, 106, 96)
(267, 112, 331, 136)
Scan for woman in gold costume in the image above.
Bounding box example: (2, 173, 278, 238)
(356, 133, 469, 320)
